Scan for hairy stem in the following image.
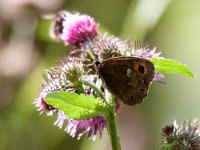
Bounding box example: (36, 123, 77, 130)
(106, 97, 121, 150)
(83, 80, 121, 150)
(82, 80, 107, 104)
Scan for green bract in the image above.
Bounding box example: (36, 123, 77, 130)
(151, 58, 194, 78)
(45, 92, 107, 120)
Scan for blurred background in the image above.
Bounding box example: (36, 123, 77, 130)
(0, 0, 200, 150)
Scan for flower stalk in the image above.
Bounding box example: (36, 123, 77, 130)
(106, 95, 122, 150)
(82, 80, 106, 103)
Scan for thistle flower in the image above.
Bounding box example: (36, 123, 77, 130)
(34, 58, 83, 115)
(132, 41, 161, 59)
(93, 35, 164, 82)
(50, 11, 98, 47)
(153, 73, 165, 83)
(34, 56, 108, 140)
(34, 91, 56, 115)
(161, 120, 200, 150)
(54, 111, 107, 140)
(93, 34, 127, 61)
(57, 57, 85, 93)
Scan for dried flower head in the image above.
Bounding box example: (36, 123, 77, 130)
(161, 120, 200, 150)
(50, 11, 98, 46)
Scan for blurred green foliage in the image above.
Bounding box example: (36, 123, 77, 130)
(0, 0, 200, 150)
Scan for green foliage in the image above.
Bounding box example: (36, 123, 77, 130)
(45, 92, 107, 120)
(151, 58, 194, 78)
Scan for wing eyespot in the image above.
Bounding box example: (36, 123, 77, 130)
(138, 65, 145, 74)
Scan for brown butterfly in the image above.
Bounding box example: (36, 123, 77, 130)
(95, 57, 155, 106)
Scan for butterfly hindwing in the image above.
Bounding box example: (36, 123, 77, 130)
(97, 57, 155, 106)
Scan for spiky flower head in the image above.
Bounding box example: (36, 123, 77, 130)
(93, 34, 127, 61)
(94, 37, 162, 60)
(92, 36, 164, 82)
(34, 56, 107, 140)
(54, 111, 107, 141)
(50, 11, 98, 47)
(161, 120, 200, 150)
(57, 57, 85, 92)
(34, 57, 84, 114)
(127, 41, 161, 58)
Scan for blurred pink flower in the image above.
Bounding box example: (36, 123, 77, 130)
(50, 11, 98, 46)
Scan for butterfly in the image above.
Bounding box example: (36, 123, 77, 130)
(95, 57, 155, 106)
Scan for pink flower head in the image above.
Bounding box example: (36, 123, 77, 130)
(52, 11, 99, 46)
(54, 112, 107, 140)
(93, 34, 127, 61)
(153, 73, 165, 83)
(34, 56, 108, 140)
(35, 91, 108, 140)
(34, 90, 57, 116)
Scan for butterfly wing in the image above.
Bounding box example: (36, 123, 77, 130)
(98, 57, 155, 106)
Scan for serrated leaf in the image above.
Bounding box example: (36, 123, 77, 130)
(45, 92, 107, 120)
(151, 58, 194, 78)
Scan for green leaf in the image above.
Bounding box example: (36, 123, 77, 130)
(150, 58, 194, 78)
(45, 92, 107, 120)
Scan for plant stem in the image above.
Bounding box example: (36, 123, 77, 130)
(83, 80, 121, 150)
(82, 80, 107, 104)
(106, 99, 121, 150)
